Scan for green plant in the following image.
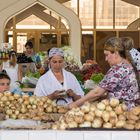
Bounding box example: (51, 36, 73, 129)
(90, 73, 104, 84)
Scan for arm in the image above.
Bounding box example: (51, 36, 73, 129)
(18, 64, 22, 81)
(68, 86, 106, 108)
(0, 62, 3, 72)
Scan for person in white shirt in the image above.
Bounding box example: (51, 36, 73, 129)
(1, 51, 22, 90)
(34, 47, 84, 105)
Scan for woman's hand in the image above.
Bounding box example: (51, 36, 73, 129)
(66, 89, 75, 97)
(68, 102, 78, 109)
(66, 89, 81, 101)
(49, 90, 65, 100)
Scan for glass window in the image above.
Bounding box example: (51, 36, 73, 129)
(79, 0, 93, 29)
(119, 31, 139, 48)
(61, 33, 70, 46)
(115, 0, 139, 29)
(16, 15, 50, 29)
(96, 0, 113, 29)
(81, 31, 94, 63)
(17, 33, 27, 53)
(96, 31, 116, 73)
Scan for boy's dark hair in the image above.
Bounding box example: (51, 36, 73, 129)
(25, 41, 33, 49)
(0, 72, 11, 81)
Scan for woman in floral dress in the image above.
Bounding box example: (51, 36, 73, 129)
(69, 37, 139, 110)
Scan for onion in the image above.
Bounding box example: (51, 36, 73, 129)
(103, 122, 112, 128)
(102, 111, 110, 122)
(68, 122, 78, 128)
(6, 109, 13, 115)
(92, 118, 102, 128)
(74, 115, 84, 124)
(97, 102, 106, 110)
(14, 94, 20, 99)
(118, 114, 126, 121)
(106, 106, 113, 111)
(1, 96, 8, 102)
(52, 124, 59, 130)
(18, 98, 24, 103)
(101, 99, 109, 106)
(3, 91, 12, 96)
(95, 109, 103, 117)
(110, 98, 119, 108)
(22, 94, 29, 100)
(79, 121, 91, 127)
(84, 113, 94, 122)
(115, 120, 126, 128)
(115, 105, 123, 115)
(80, 102, 90, 113)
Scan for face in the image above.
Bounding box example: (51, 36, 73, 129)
(104, 50, 117, 66)
(25, 45, 34, 55)
(0, 79, 10, 93)
(49, 55, 64, 72)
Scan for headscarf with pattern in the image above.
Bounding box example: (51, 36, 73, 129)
(48, 48, 64, 58)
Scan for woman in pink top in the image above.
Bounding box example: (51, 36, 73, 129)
(69, 37, 140, 110)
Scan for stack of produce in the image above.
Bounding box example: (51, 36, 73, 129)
(0, 92, 67, 122)
(52, 98, 140, 130)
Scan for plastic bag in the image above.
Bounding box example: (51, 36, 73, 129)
(22, 76, 38, 85)
(0, 119, 41, 129)
(84, 80, 97, 89)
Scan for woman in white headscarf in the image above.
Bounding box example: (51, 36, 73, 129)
(121, 37, 140, 73)
(34, 47, 84, 105)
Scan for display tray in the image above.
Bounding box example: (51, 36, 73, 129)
(66, 127, 140, 131)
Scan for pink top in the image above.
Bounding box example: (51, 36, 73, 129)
(99, 62, 139, 109)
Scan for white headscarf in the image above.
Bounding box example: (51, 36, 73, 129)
(48, 48, 64, 58)
(130, 48, 140, 71)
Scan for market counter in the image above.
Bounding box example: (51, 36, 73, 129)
(0, 130, 139, 140)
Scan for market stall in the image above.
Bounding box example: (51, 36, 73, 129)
(0, 46, 139, 140)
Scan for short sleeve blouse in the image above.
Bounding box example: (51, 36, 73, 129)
(99, 62, 139, 109)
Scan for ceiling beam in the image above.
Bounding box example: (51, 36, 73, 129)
(56, 0, 70, 3)
(121, 0, 140, 7)
(6, 4, 67, 30)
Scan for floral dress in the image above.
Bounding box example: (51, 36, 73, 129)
(99, 62, 139, 109)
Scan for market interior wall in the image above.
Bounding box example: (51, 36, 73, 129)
(0, 0, 81, 61)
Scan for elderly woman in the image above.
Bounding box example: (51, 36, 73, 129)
(34, 47, 84, 105)
(68, 37, 139, 110)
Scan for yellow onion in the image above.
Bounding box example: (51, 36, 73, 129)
(110, 98, 119, 108)
(97, 102, 106, 111)
(103, 122, 112, 128)
(115, 120, 126, 128)
(92, 118, 103, 128)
